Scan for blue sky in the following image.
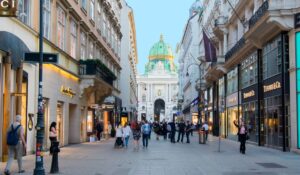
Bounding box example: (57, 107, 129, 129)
(126, 0, 196, 74)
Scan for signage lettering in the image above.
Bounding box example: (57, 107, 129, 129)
(263, 81, 281, 93)
(60, 86, 76, 98)
(228, 97, 237, 104)
(243, 90, 255, 99)
(0, 0, 18, 17)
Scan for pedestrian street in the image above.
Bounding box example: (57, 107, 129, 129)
(1, 133, 300, 175)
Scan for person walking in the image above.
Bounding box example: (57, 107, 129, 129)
(123, 122, 131, 148)
(168, 120, 176, 143)
(114, 124, 124, 148)
(202, 122, 209, 141)
(185, 121, 192, 143)
(4, 115, 26, 175)
(132, 121, 141, 151)
(49, 122, 57, 154)
(96, 120, 103, 141)
(162, 120, 168, 140)
(177, 119, 186, 143)
(234, 120, 248, 154)
(142, 120, 151, 148)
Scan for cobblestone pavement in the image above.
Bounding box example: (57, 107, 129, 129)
(1, 133, 300, 175)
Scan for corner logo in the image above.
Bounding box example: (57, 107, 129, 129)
(0, 0, 18, 17)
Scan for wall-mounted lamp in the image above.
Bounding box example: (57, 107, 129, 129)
(28, 113, 34, 131)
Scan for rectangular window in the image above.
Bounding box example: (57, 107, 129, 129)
(70, 19, 77, 58)
(18, 0, 30, 25)
(43, 0, 51, 39)
(241, 52, 258, 88)
(227, 67, 238, 95)
(89, 41, 94, 59)
(80, 32, 87, 59)
(90, 0, 95, 21)
(296, 32, 300, 148)
(57, 6, 66, 50)
(81, 0, 87, 10)
(103, 16, 107, 39)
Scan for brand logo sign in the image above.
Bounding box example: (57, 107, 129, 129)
(263, 81, 281, 93)
(243, 90, 255, 99)
(0, 0, 18, 17)
(60, 86, 76, 98)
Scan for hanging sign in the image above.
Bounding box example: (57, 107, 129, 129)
(0, 0, 18, 17)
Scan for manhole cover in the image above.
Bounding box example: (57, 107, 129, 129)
(256, 163, 287, 168)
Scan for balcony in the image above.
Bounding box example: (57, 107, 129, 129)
(79, 59, 116, 86)
(249, 1, 269, 29)
(225, 37, 245, 61)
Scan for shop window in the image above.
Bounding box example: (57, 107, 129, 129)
(18, 0, 30, 25)
(43, 0, 51, 40)
(241, 52, 258, 88)
(57, 102, 64, 145)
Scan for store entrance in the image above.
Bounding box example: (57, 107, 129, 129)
(57, 102, 64, 146)
(264, 97, 280, 148)
(154, 99, 165, 122)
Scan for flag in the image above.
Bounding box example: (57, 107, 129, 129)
(203, 30, 217, 62)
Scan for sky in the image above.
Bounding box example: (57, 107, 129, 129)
(126, 0, 196, 74)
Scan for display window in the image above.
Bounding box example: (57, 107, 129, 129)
(227, 106, 241, 140)
(57, 102, 64, 145)
(242, 101, 258, 143)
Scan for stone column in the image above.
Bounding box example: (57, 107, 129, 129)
(223, 30, 228, 55)
(2, 54, 11, 162)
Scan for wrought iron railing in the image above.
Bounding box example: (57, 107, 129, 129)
(225, 37, 245, 61)
(79, 59, 116, 86)
(249, 0, 269, 29)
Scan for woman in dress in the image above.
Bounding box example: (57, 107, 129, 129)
(131, 121, 141, 151)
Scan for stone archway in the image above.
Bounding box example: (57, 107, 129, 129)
(154, 99, 165, 122)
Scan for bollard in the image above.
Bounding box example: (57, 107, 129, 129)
(50, 141, 60, 174)
(198, 129, 206, 144)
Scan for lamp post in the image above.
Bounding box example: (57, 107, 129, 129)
(34, 0, 45, 174)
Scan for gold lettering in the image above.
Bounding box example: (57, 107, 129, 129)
(263, 81, 281, 93)
(60, 86, 76, 98)
(243, 90, 255, 99)
(1, 0, 9, 8)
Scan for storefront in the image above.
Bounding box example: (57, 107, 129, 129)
(218, 77, 226, 138)
(241, 52, 259, 143)
(261, 33, 290, 150)
(226, 67, 241, 140)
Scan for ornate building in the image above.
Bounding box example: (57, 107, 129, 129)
(137, 35, 178, 122)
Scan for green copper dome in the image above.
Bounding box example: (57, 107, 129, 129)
(148, 34, 174, 61)
(145, 35, 177, 75)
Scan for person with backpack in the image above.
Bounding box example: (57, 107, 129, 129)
(141, 120, 151, 148)
(4, 115, 26, 175)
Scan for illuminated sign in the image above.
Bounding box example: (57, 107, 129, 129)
(0, 0, 18, 17)
(263, 81, 281, 93)
(226, 92, 238, 107)
(243, 90, 255, 99)
(60, 86, 76, 98)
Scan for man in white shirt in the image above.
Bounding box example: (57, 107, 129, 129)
(202, 122, 209, 141)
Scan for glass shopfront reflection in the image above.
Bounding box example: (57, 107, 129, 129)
(227, 106, 240, 140)
(242, 102, 258, 142)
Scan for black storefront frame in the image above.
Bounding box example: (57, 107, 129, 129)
(261, 32, 290, 151)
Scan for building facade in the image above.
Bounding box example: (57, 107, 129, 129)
(137, 36, 178, 122)
(0, 0, 123, 161)
(119, 2, 138, 125)
(178, 1, 203, 124)
(197, 0, 300, 151)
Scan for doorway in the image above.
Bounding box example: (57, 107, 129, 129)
(56, 102, 64, 146)
(154, 99, 165, 122)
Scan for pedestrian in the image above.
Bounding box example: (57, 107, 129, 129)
(177, 119, 186, 143)
(4, 115, 26, 175)
(49, 122, 57, 154)
(234, 120, 248, 154)
(185, 121, 192, 143)
(202, 122, 209, 141)
(114, 124, 124, 148)
(123, 122, 131, 148)
(168, 120, 176, 143)
(96, 120, 103, 141)
(142, 120, 151, 148)
(162, 120, 168, 140)
(132, 121, 141, 151)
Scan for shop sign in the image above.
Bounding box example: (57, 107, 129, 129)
(243, 90, 255, 99)
(0, 0, 18, 17)
(226, 92, 238, 107)
(295, 13, 300, 29)
(263, 81, 281, 93)
(60, 86, 76, 98)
